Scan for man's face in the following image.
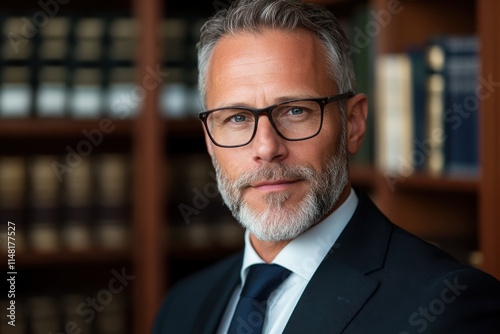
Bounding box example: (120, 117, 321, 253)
(204, 29, 353, 241)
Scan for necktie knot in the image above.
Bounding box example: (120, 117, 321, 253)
(227, 264, 291, 334)
(241, 264, 292, 300)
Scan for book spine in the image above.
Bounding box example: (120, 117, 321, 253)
(424, 35, 479, 175)
(27, 155, 61, 252)
(424, 72, 446, 174)
(442, 38, 479, 174)
(68, 16, 106, 119)
(35, 17, 71, 118)
(407, 47, 427, 172)
(375, 54, 414, 176)
(60, 158, 93, 250)
(0, 157, 28, 252)
(0, 16, 35, 118)
(93, 154, 131, 249)
(105, 16, 139, 119)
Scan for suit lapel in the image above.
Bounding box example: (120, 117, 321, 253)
(283, 262, 379, 333)
(191, 254, 242, 334)
(284, 191, 393, 333)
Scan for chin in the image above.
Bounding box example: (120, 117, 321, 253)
(237, 192, 322, 242)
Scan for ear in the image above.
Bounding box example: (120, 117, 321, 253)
(345, 93, 368, 155)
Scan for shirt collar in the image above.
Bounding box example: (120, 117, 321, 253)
(240, 188, 358, 284)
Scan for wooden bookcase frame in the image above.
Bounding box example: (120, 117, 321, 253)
(0, 0, 497, 333)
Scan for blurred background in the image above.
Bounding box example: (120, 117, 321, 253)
(0, 0, 499, 333)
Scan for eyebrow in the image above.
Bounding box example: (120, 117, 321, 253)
(214, 94, 322, 109)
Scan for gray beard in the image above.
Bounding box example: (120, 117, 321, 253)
(213, 135, 349, 242)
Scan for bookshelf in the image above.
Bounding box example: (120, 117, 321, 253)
(477, 0, 500, 281)
(342, 0, 498, 275)
(0, 0, 152, 334)
(0, 0, 499, 333)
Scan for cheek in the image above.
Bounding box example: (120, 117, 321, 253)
(212, 149, 246, 178)
(298, 120, 343, 169)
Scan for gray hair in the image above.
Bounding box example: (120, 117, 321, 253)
(196, 0, 355, 108)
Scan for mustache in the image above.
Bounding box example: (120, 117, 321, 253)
(231, 163, 317, 190)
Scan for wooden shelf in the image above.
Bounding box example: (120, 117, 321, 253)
(0, 249, 131, 268)
(376, 0, 476, 53)
(4, 0, 132, 12)
(0, 119, 133, 138)
(351, 165, 478, 194)
(395, 172, 478, 194)
(164, 117, 203, 137)
(0, 118, 205, 139)
(0, 2, 498, 334)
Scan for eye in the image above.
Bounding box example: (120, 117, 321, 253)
(230, 114, 247, 123)
(288, 107, 305, 115)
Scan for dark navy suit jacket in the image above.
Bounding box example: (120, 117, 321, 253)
(153, 191, 500, 333)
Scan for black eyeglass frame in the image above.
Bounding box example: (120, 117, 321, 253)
(198, 92, 354, 148)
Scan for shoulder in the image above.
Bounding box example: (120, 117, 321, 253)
(399, 266, 500, 333)
(169, 251, 242, 297)
(381, 216, 497, 287)
(379, 222, 500, 332)
(152, 251, 242, 333)
(354, 189, 489, 280)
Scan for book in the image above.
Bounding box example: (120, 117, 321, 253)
(35, 65, 68, 117)
(72, 17, 105, 63)
(105, 66, 138, 119)
(160, 18, 188, 65)
(348, 3, 375, 167)
(95, 291, 128, 334)
(0, 156, 27, 252)
(424, 35, 479, 175)
(2, 16, 34, 62)
(93, 154, 131, 249)
(60, 158, 93, 251)
(28, 296, 62, 334)
(1, 16, 36, 117)
(159, 67, 191, 118)
(0, 66, 32, 118)
(107, 17, 137, 64)
(61, 293, 93, 334)
(105, 17, 138, 119)
(68, 17, 106, 119)
(69, 67, 103, 118)
(27, 155, 61, 252)
(160, 17, 201, 118)
(38, 16, 70, 63)
(374, 54, 414, 176)
(424, 71, 446, 174)
(35, 17, 71, 118)
(407, 46, 427, 172)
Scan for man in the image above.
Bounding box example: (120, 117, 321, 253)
(153, 0, 500, 333)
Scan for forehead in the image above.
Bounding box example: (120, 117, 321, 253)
(205, 28, 336, 107)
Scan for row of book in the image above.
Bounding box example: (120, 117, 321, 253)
(0, 152, 243, 254)
(0, 292, 128, 334)
(166, 154, 244, 250)
(0, 154, 132, 252)
(375, 35, 480, 176)
(0, 14, 203, 119)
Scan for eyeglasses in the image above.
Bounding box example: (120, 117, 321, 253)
(199, 92, 353, 148)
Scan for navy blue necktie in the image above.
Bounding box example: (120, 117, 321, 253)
(227, 264, 291, 334)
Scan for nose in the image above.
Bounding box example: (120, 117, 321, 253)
(250, 115, 288, 163)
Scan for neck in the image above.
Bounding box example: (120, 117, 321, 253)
(249, 183, 352, 263)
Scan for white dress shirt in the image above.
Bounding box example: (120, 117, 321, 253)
(217, 188, 358, 334)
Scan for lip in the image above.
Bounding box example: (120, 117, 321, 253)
(250, 179, 300, 191)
